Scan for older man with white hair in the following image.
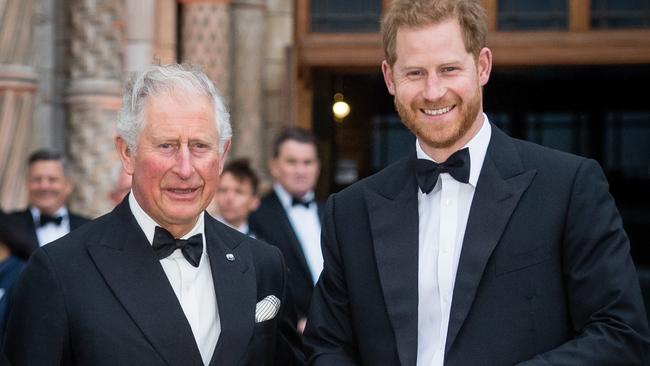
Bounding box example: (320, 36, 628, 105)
(3, 64, 304, 366)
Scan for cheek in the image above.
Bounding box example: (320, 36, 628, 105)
(134, 159, 168, 188)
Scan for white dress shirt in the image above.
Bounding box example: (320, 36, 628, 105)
(129, 194, 219, 365)
(31, 206, 71, 246)
(416, 115, 491, 366)
(274, 184, 323, 284)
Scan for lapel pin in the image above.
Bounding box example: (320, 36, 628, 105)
(226, 253, 235, 261)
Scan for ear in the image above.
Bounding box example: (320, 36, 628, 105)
(381, 60, 397, 96)
(115, 136, 135, 175)
(217, 140, 231, 175)
(477, 47, 492, 87)
(63, 178, 74, 198)
(269, 158, 279, 180)
(249, 196, 261, 212)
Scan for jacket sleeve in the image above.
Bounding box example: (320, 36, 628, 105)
(3, 248, 70, 365)
(303, 195, 361, 365)
(517, 158, 650, 365)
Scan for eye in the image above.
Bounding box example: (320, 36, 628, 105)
(441, 66, 458, 73)
(191, 142, 212, 151)
(406, 70, 424, 78)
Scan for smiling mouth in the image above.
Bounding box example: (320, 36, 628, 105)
(421, 106, 454, 116)
(168, 188, 198, 194)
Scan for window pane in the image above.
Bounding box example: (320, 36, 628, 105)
(498, 0, 567, 30)
(525, 113, 581, 154)
(372, 115, 414, 171)
(311, 0, 382, 33)
(605, 111, 650, 178)
(592, 0, 650, 29)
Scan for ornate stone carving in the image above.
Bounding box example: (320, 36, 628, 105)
(181, 1, 231, 101)
(66, 0, 124, 217)
(231, 0, 266, 175)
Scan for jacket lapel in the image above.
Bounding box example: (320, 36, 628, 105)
(365, 155, 420, 366)
(444, 126, 536, 354)
(206, 215, 256, 366)
(269, 192, 312, 281)
(86, 200, 204, 366)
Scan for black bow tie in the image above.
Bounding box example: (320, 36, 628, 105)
(39, 214, 63, 227)
(292, 197, 313, 208)
(416, 148, 471, 194)
(152, 226, 203, 267)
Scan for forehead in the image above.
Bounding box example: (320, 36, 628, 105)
(142, 92, 217, 135)
(394, 19, 468, 64)
(278, 140, 318, 159)
(220, 172, 254, 189)
(29, 160, 65, 177)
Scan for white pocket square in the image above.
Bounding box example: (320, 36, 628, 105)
(255, 295, 281, 323)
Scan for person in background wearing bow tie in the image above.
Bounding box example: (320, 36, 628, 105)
(3, 64, 304, 366)
(303, 0, 650, 364)
(5, 149, 90, 260)
(249, 127, 323, 333)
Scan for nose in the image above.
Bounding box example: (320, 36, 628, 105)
(174, 145, 195, 180)
(422, 74, 445, 101)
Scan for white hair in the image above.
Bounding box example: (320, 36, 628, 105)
(117, 64, 232, 154)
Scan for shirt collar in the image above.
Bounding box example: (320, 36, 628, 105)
(128, 193, 205, 245)
(30, 206, 69, 221)
(415, 113, 492, 187)
(273, 183, 315, 211)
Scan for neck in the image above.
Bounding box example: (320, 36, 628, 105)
(37, 206, 63, 216)
(225, 218, 245, 229)
(0, 245, 10, 262)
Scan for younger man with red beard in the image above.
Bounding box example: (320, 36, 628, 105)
(303, 0, 650, 365)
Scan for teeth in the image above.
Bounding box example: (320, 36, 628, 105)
(422, 106, 452, 116)
(172, 189, 194, 193)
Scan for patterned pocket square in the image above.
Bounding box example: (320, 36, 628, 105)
(255, 295, 281, 323)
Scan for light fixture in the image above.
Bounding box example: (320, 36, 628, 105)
(332, 92, 350, 122)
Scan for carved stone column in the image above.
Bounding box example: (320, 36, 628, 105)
(0, 0, 38, 209)
(154, 0, 178, 64)
(125, 0, 155, 74)
(180, 0, 231, 101)
(230, 0, 266, 172)
(66, 0, 124, 217)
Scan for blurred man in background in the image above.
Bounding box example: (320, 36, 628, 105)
(108, 161, 132, 206)
(6, 149, 89, 259)
(249, 127, 322, 332)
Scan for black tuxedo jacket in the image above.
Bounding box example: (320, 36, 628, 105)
(249, 191, 323, 319)
(5, 208, 90, 260)
(3, 199, 304, 365)
(304, 125, 650, 365)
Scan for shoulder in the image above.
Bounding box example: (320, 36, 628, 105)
(39, 211, 115, 262)
(207, 214, 283, 266)
(510, 136, 587, 169)
(68, 211, 92, 224)
(5, 209, 31, 222)
(250, 191, 284, 224)
(334, 154, 413, 202)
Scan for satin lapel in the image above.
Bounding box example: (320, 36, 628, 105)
(366, 156, 419, 366)
(206, 216, 256, 366)
(86, 201, 203, 366)
(444, 127, 536, 355)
